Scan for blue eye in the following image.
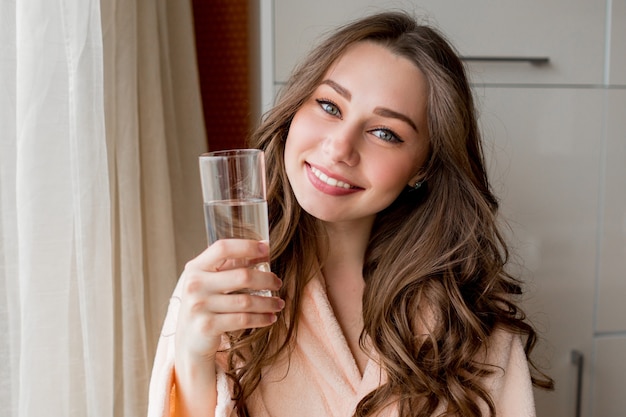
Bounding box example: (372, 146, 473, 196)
(316, 99, 341, 117)
(371, 128, 404, 143)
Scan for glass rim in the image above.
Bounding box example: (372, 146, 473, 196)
(200, 149, 263, 158)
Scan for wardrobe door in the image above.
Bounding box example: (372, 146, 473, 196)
(592, 337, 626, 416)
(477, 87, 604, 417)
(592, 90, 626, 416)
(273, 0, 606, 85)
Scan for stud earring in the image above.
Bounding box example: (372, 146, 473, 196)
(413, 180, 424, 190)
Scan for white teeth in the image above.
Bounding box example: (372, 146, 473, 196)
(310, 166, 353, 189)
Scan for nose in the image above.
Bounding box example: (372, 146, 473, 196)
(322, 123, 360, 166)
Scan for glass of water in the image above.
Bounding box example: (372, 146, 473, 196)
(199, 149, 271, 296)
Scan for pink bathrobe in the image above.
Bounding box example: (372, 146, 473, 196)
(147, 274, 536, 417)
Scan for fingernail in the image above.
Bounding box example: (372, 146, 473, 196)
(259, 242, 269, 255)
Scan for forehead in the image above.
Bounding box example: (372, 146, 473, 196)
(322, 41, 428, 118)
(328, 40, 420, 73)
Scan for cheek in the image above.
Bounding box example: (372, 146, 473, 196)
(283, 138, 297, 184)
(375, 159, 416, 191)
(286, 111, 317, 147)
(283, 112, 322, 175)
(283, 125, 307, 185)
(284, 116, 303, 161)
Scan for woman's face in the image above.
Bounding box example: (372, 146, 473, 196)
(284, 41, 430, 227)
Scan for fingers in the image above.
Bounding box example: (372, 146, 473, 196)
(182, 267, 284, 333)
(175, 239, 285, 360)
(190, 293, 284, 334)
(190, 239, 270, 272)
(203, 292, 285, 315)
(184, 261, 282, 297)
(184, 239, 280, 296)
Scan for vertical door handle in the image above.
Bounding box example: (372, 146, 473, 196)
(571, 350, 584, 417)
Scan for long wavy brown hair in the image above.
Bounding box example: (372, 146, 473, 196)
(223, 11, 553, 417)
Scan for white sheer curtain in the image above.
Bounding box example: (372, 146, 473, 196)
(0, 0, 207, 415)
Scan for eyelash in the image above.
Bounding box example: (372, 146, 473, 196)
(370, 128, 404, 143)
(316, 98, 341, 118)
(315, 98, 404, 144)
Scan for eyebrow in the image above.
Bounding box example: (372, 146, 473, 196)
(320, 79, 419, 134)
(321, 79, 351, 100)
(374, 107, 419, 133)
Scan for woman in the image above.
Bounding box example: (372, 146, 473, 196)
(148, 11, 553, 417)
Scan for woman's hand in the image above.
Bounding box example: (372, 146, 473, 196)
(173, 239, 283, 417)
(176, 239, 284, 362)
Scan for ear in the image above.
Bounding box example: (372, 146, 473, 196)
(407, 173, 424, 188)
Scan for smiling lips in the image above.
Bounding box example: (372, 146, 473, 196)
(306, 163, 362, 196)
(310, 165, 354, 189)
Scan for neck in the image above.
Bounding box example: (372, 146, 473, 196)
(321, 218, 374, 280)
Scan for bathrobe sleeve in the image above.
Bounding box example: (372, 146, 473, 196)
(147, 277, 236, 417)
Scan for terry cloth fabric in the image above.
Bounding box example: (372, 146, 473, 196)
(147, 273, 536, 417)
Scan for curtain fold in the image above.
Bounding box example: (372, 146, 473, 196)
(2, 0, 114, 415)
(102, 0, 207, 414)
(1, 0, 207, 415)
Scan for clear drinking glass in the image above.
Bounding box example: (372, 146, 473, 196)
(199, 149, 271, 296)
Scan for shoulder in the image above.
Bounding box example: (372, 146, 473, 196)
(480, 328, 536, 417)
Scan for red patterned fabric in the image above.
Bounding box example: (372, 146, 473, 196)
(193, 0, 251, 150)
